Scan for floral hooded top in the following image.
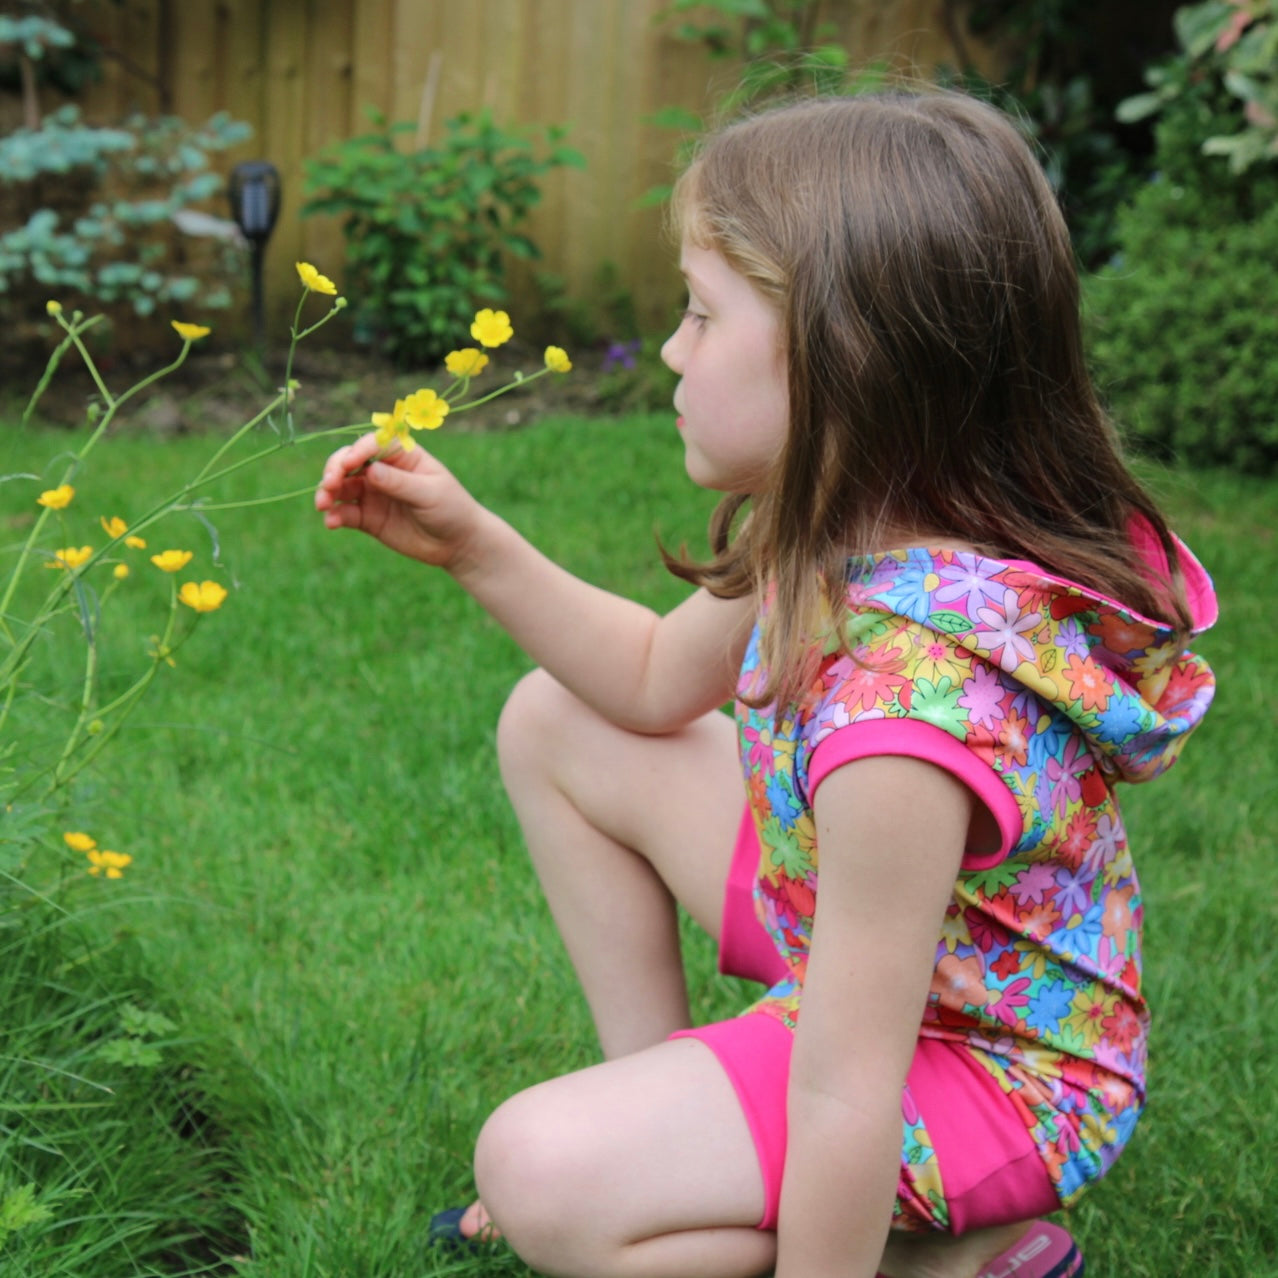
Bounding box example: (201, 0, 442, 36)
(736, 534, 1217, 1205)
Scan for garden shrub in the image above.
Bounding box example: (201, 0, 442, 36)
(1088, 0, 1278, 473)
(0, 13, 251, 328)
(302, 109, 583, 367)
(1087, 178, 1278, 472)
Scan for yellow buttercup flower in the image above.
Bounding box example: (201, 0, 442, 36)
(38, 484, 75, 509)
(113, 563, 130, 580)
(296, 261, 338, 295)
(470, 308, 513, 348)
(371, 390, 450, 450)
(544, 345, 572, 374)
(372, 400, 414, 451)
(171, 320, 211, 341)
(445, 348, 489, 377)
(151, 549, 194, 573)
(101, 515, 128, 539)
(46, 299, 63, 317)
(402, 388, 449, 432)
(47, 545, 92, 570)
(87, 848, 132, 879)
(178, 580, 228, 613)
(64, 831, 96, 853)
(125, 534, 147, 550)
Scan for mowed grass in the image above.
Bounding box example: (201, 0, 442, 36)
(3, 411, 1274, 1277)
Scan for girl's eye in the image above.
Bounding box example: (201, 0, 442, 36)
(681, 307, 708, 328)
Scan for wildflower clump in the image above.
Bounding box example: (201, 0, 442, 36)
(8, 263, 577, 1271)
(13, 272, 573, 880)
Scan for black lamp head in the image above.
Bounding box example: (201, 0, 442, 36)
(228, 161, 281, 244)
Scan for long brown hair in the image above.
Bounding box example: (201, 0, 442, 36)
(663, 91, 1191, 708)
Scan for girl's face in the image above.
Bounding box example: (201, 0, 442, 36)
(660, 241, 789, 493)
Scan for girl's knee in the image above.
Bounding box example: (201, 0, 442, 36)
(496, 667, 572, 775)
(473, 1089, 592, 1273)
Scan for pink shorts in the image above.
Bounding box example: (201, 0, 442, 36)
(671, 806, 1058, 1234)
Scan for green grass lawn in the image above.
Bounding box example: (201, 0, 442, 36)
(2, 410, 1274, 1277)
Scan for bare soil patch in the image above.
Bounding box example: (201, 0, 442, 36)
(7, 336, 647, 436)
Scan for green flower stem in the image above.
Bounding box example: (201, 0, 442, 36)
(109, 341, 195, 413)
(187, 391, 288, 488)
(282, 291, 309, 436)
(282, 292, 344, 435)
(0, 504, 56, 644)
(20, 325, 84, 427)
(180, 423, 368, 496)
(39, 582, 185, 799)
(449, 365, 555, 412)
(49, 596, 103, 790)
(180, 484, 323, 512)
(0, 869, 69, 915)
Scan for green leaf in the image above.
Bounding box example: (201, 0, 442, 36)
(1174, 2, 1234, 59)
(1115, 91, 1164, 124)
(927, 610, 973, 635)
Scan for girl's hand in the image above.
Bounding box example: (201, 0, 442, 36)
(314, 432, 483, 573)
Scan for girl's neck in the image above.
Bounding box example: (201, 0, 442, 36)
(861, 525, 977, 557)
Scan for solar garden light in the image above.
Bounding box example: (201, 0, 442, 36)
(227, 161, 281, 352)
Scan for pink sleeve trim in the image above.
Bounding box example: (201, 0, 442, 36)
(808, 720, 1020, 869)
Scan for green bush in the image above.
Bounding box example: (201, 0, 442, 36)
(0, 14, 251, 322)
(302, 109, 583, 367)
(1117, 0, 1278, 178)
(1088, 1, 1278, 473)
(1088, 177, 1278, 472)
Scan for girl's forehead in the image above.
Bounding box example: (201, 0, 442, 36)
(679, 241, 733, 292)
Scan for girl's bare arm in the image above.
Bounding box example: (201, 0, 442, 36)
(316, 434, 753, 732)
(774, 755, 971, 1278)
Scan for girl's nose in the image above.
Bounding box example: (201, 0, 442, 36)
(660, 327, 683, 374)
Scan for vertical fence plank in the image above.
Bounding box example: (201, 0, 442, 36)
(300, 0, 356, 278)
(258, 0, 310, 326)
(165, 2, 220, 126)
(350, 0, 395, 134)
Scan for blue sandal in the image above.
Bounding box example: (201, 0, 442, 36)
(428, 1205, 502, 1250)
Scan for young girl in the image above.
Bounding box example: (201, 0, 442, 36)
(315, 91, 1216, 1278)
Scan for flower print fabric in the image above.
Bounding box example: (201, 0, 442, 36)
(736, 541, 1216, 1216)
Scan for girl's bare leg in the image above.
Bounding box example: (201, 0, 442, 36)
(474, 1037, 775, 1278)
(464, 670, 1047, 1278)
(494, 667, 745, 1059)
(448, 670, 744, 1246)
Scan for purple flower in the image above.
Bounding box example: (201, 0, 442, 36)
(602, 339, 640, 371)
(934, 555, 1006, 616)
(973, 588, 1040, 672)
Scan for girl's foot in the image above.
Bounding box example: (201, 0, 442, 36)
(457, 1200, 501, 1241)
(879, 1219, 1082, 1278)
(427, 1200, 501, 1247)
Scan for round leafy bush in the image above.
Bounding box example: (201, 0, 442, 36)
(1089, 1, 1278, 474)
(1088, 175, 1278, 474)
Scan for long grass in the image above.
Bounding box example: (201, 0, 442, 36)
(2, 412, 1273, 1277)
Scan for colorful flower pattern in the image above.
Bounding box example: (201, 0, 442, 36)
(735, 546, 1215, 1224)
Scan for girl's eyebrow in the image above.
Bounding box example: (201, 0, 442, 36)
(679, 265, 711, 299)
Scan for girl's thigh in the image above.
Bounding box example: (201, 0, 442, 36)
(498, 668, 745, 938)
(474, 1035, 774, 1273)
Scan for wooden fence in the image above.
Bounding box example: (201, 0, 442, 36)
(9, 0, 1002, 341)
